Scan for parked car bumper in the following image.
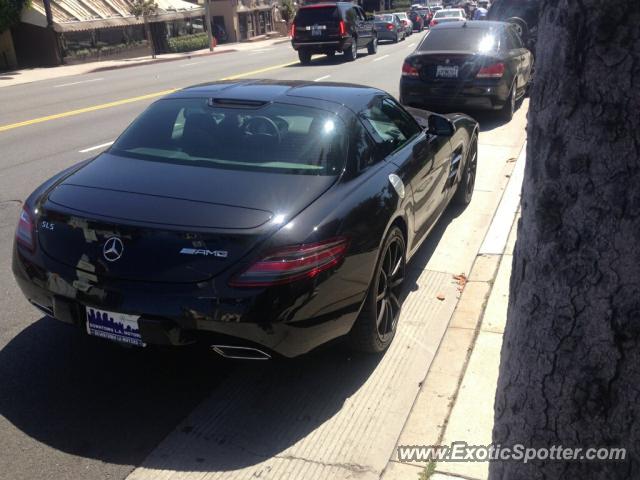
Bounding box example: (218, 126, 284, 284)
(399, 78, 511, 111)
(292, 38, 352, 53)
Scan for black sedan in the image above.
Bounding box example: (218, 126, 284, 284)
(13, 81, 478, 359)
(400, 21, 533, 120)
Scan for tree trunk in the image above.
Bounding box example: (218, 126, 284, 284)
(491, 1, 640, 479)
(143, 16, 155, 58)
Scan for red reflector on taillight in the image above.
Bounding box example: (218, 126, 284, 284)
(477, 62, 505, 78)
(229, 237, 349, 288)
(339, 20, 346, 36)
(386, 23, 394, 30)
(16, 206, 35, 251)
(290, 22, 296, 37)
(402, 61, 419, 78)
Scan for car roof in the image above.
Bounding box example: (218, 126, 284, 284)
(167, 80, 386, 113)
(431, 20, 508, 29)
(298, 1, 353, 8)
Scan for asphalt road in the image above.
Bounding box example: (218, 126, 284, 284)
(0, 34, 430, 480)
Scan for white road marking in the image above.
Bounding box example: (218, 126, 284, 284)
(314, 75, 331, 82)
(79, 141, 114, 153)
(183, 61, 205, 66)
(54, 78, 104, 88)
(372, 54, 390, 62)
(407, 42, 416, 48)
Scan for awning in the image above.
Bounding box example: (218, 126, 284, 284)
(23, 0, 205, 32)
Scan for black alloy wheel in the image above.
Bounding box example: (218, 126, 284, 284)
(453, 135, 477, 206)
(349, 226, 406, 353)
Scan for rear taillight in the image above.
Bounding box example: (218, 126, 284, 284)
(339, 20, 346, 36)
(229, 237, 349, 288)
(16, 206, 35, 252)
(476, 62, 505, 78)
(401, 19, 408, 26)
(402, 61, 419, 78)
(430, 19, 437, 26)
(386, 23, 394, 30)
(290, 22, 296, 37)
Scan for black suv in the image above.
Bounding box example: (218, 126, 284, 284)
(486, 0, 539, 52)
(291, 2, 378, 64)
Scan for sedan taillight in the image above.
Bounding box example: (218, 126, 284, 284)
(402, 61, 419, 77)
(229, 237, 349, 287)
(16, 206, 35, 252)
(476, 62, 505, 78)
(386, 23, 394, 30)
(430, 19, 438, 26)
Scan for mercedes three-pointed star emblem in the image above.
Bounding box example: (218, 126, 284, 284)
(103, 236, 124, 262)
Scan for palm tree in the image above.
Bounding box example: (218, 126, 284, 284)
(129, 0, 158, 58)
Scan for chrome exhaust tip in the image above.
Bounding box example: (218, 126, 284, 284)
(211, 345, 271, 360)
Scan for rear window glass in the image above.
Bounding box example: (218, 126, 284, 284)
(419, 28, 499, 52)
(111, 98, 347, 176)
(434, 10, 462, 18)
(376, 14, 394, 22)
(295, 7, 339, 25)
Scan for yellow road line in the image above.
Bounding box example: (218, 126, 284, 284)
(0, 89, 177, 133)
(0, 59, 299, 133)
(219, 60, 299, 80)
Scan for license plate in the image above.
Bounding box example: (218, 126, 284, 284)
(311, 25, 325, 36)
(86, 307, 145, 347)
(436, 65, 459, 78)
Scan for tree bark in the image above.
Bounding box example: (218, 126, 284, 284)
(491, 1, 640, 479)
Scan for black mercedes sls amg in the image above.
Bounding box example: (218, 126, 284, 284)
(13, 80, 478, 359)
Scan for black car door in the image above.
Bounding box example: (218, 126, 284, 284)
(501, 27, 523, 92)
(354, 6, 371, 47)
(507, 25, 533, 91)
(359, 97, 450, 236)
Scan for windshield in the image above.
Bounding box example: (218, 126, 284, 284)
(420, 28, 499, 51)
(110, 98, 347, 176)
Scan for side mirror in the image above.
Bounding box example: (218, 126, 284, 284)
(427, 115, 454, 137)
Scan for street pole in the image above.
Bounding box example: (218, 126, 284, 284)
(205, 0, 214, 51)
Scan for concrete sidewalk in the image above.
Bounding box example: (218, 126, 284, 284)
(0, 36, 290, 89)
(382, 144, 525, 480)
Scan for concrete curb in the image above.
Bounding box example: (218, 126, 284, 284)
(381, 141, 527, 480)
(87, 49, 237, 74)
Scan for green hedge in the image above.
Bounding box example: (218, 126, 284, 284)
(167, 33, 209, 53)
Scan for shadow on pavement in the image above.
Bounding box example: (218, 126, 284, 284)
(0, 202, 463, 472)
(0, 316, 382, 471)
(0, 317, 227, 466)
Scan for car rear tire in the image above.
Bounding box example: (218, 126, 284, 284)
(344, 39, 357, 62)
(349, 226, 406, 353)
(499, 84, 516, 122)
(367, 36, 378, 55)
(298, 49, 312, 65)
(453, 135, 477, 206)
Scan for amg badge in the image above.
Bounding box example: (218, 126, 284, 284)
(180, 248, 228, 258)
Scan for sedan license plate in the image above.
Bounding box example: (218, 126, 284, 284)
(436, 65, 459, 78)
(86, 307, 145, 347)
